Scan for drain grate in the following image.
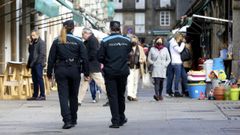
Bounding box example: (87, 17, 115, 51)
(168, 118, 202, 121)
(221, 128, 240, 134)
(183, 110, 216, 113)
(26, 131, 63, 135)
(215, 102, 240, 120)
(27, 106, 43, 108)
(222, 106, 240, 110)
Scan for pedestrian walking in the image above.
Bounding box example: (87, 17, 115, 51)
(26, 30, 46, 101)
(98, 21, 132, 128)
(148, 37, 171, 101)
(127, 35, 146, 101)
(47, 20, 89, 129)
(78, 28, 107, 106)
(169, 33, 187, 97)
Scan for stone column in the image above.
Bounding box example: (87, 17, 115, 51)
(232, 0, 240, 78)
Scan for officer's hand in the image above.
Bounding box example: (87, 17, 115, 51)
(26, 65, 30, 70)
(47, 74, 52, 80)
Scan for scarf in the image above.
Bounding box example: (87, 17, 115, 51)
(155, 43, 164, 51)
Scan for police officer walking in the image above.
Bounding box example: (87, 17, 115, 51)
(98, 21, 132, 128)
(47, 20, 89, 129)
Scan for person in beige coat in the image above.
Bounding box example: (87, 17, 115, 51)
(148, 37, 171, 101)
(127, 36, 146, 101)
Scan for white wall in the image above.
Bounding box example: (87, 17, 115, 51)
(136, 0, 145, 9)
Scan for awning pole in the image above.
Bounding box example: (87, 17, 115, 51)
(192, 14, 233, 23)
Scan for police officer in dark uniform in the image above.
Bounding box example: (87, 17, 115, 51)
(98, 21, 132, 128)
(47, 20, 89, 129)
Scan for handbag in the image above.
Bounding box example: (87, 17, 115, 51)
(142, 63, 154, 89)
(181, 47, 191, 61)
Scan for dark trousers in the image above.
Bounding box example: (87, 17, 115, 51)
(31, 64, 45, 97)
(105, 75, 128, 125)
(166, 64, 174, 94)
(55, 66, 81, 123)
(154, 78, 164, 96)
(181, 66, 188, 94)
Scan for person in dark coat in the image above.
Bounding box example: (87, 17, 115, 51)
(78, 28, 107, 105)
(27, 30, 46, 101)
(98, 21, 132, 128)
(47, 20, 89, 129)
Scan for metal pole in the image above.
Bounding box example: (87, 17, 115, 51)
(22, 12, 72, 25)
(8, 9, 36, 22)
(192, 14, 233, 23)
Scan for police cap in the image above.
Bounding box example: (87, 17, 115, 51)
(110, 21, 121, 28)
(63, 20, 74, 28)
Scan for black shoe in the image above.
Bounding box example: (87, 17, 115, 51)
(27, 97, 37, 101)
(36, 96, 46, 101)
(71, 121, 77, 127)
(119, 118, 128, 126)
(167, 92, 174, 97)
(174, 92, 183, 97)
(103, 101, 109, 107)
(158, 96, 163, 101)
(78, 103, 81, 106)
(127, 96, 133, 101)
(132, 98, 138, 101)
(109, 124, 120, 128)
(153, 95, 159, 101)
(183, 92, 189, 97)
(62, 123, 73, 129)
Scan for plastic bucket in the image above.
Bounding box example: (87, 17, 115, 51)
(188, 83, 206, 99)
(230, 88, 239, 101)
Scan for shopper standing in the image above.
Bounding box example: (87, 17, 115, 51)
(27, 30, 46, 101)
(169, 33, 186, 97)
(148, 37, 171, 101)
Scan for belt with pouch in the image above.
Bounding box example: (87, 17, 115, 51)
(57, 58, 80, 66)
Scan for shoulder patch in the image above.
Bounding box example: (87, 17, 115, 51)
(102, 35, 131, 42)
(67, 34, 82, 42)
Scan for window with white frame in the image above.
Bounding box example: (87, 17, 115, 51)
(113, 0, 123, 9)
(136, 0, 145, 9)
(160, 0, 171, 7)
(160, 11, 170, 26)
(135, 13, 145, 33)
(113, 13, 123, 30)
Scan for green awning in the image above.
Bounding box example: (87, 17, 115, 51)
(35, 0, 60, 17)
(107, 2, 114, 17)
(57, 0, 73, 10)
(56, 0, 83, 25)
(152, 30, 171, 36)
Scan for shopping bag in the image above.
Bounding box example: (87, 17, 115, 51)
(142, 72, 154, 89)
